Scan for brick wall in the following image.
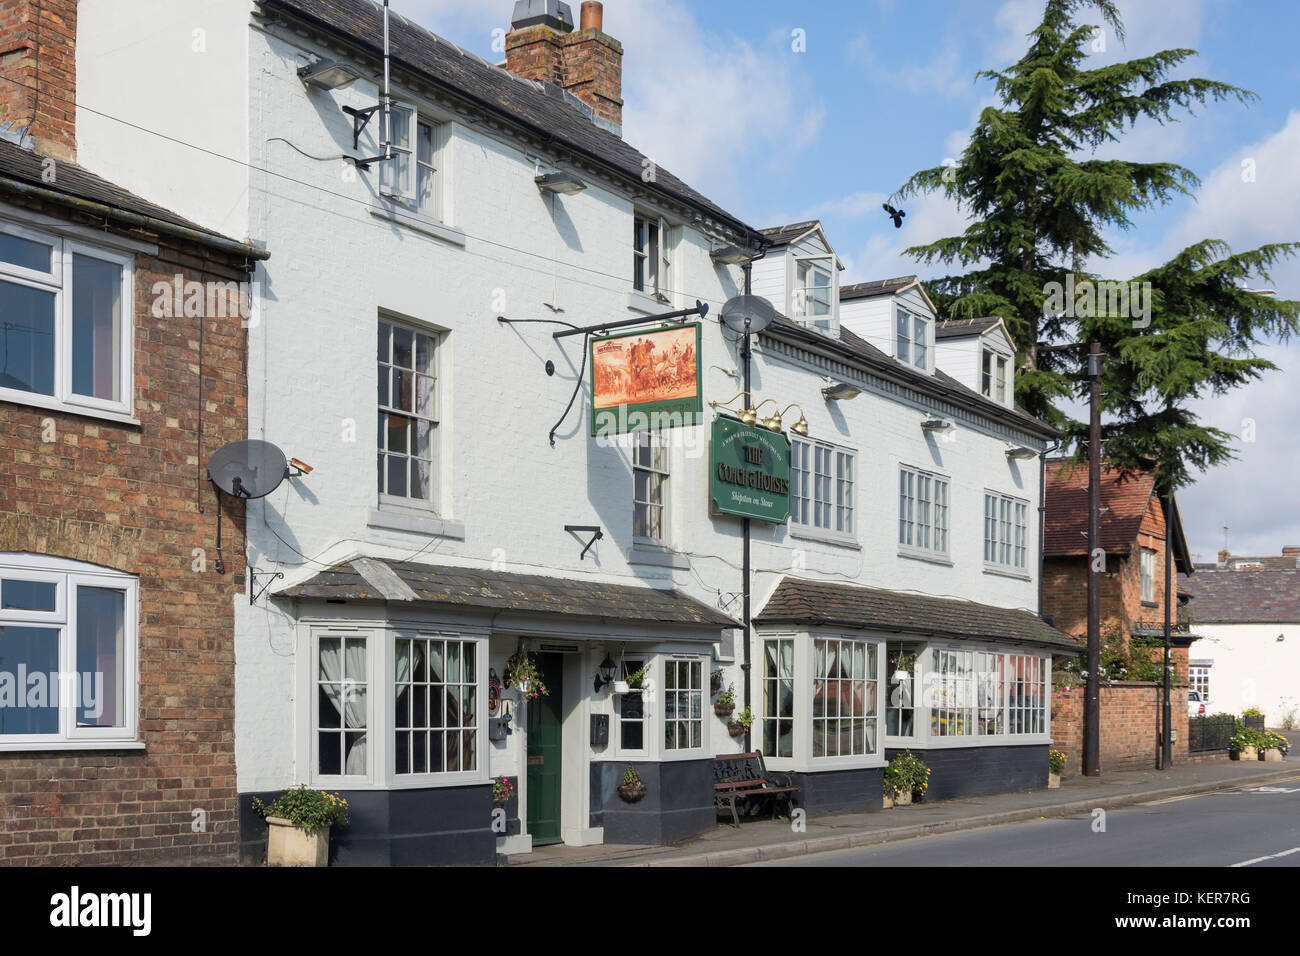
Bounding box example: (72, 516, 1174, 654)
(0, 0, 77, 160)
(0, 192, 252, 864)
(1051, 681, 1189, 776)
(504, 23, 624, 126)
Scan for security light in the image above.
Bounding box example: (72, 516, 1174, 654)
(535, 172, 587, 195)
(298, 59, 364, 90)
(1006, 446, 1038, 461)
(822, 382, 861, 401)
(710, 245, 754, 265)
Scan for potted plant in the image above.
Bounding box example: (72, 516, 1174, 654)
(1048, 750, 1066, 789)
(505, 651, 548, 699)
(890, 650, 917, 684)
(727, 706, 753, 738)
(1259, 731, 1289, 762)
(252, 785, 349, 867)
(492, 776, 515, 809)
(617, 764, 646, 803)
(715, 683, 736, 718)
(613, 663, 648, 695)
(884, 751, 930, 806)
(1229, 729, 1260, 761)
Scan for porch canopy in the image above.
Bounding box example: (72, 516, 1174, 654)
(277, 557, 734, 633)
(756, 577, 1078, 655)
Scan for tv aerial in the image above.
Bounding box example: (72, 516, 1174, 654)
(206, 440, 311, 596)
(720, 294, 775, 336)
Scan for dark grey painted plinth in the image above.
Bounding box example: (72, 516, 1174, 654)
(886, 744, 1049, 802)
(590, 759, 713, 845)
(787, 766, 885, 816)
(239, 783, 496, 866)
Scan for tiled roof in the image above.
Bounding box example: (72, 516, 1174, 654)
(279, 558, 734, 627)
(260, 0, 759, 240)
(756, 577, 1079, 652)
(0, 140, 254, 252)
(1180, 569, 1300, 623)
(935, 316, 1002, 340)
(840, 276, 917, 301)
(759, 221, 820, 246)
(1219, 555, 1300, 571)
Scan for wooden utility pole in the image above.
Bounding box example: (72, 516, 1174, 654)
(1083, 342, 1102, 777)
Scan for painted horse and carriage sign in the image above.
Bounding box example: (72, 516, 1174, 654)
(589, 324, 702, 435)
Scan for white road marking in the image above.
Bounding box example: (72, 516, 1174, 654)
(1245, 786, 1300, 794)
(1231, 846, 1300, 867)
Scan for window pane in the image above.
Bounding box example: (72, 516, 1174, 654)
(0, 625, 59, 734)
(0, 280, 56, 395)
(1, 579, 56, 611)
(0, 233, 52, 272)
(417, 122, 434, 164)
(75, 586, 125, 727)
(71, 254, 122, 401)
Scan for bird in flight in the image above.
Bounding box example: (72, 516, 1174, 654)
(882, 203, 906, 228)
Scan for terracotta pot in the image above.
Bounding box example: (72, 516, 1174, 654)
(714, 701, 735, 718)
(617, 782, 647, 803)
(265, 816, 329, 867)
(1048, 770, 1061, 789)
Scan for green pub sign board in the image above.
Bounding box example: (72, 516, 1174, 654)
(710, 415, 792, 523)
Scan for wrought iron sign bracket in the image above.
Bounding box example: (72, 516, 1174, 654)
(565, 525, 604, 561)
(249, 568, 285, 606)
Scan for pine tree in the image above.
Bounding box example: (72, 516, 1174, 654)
(894, 0, 1298, 492)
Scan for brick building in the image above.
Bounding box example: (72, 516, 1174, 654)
(1041, 460, 1197, 775)
(0, 0, 266, 863)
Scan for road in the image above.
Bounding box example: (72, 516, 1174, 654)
(749, 777, 1300, 867)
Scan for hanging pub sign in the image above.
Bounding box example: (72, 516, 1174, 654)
(709, 414, 792, 524)
(590, 323, 702, 436)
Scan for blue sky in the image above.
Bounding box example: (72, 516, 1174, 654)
(397, 0, 1300, 561)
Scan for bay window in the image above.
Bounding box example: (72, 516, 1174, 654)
(761, 637, 794, 758)
(812, 637, 878, 758)
(0, 555, 137, 747)
(394, 635, 477, 775)
(663, 658, 703, 751)
(616, 657, 646, 752)
(316, 633, 369, 778)
(923, 647, 1047, 739)
(0, 221, 132, 416)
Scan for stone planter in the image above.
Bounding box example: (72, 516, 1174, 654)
(894, 789, 912, 807)
(1231, 746, 1258, 761)
(266, 816, 330, 867)
(1048, 771, 1061, 789)
(883, 792, 894, 809)
(1261, 748, 1284, 762)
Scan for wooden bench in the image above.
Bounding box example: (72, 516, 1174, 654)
(713, 752, 799, 827)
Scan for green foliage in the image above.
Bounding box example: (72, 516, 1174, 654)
(252, 785, 349, 831)
(1049, 750, 1067, 774)
(884, 750, 932, 799)
(624, 664, 649, 690)
(492, 776, 515, 804)
(717, 683, 736, 706)
(621, 764, 641, 787)
(504, 652, 549, 699)
(894, 0, 1297, 489)
(1242, 707, 1263, 718)
(1258, 731, 1288, 753)
(1229, 729, 1263, 752)
(734, 706, 755, 730)
(1054, 624, 1184, 685)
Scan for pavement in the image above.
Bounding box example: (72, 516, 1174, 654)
(505, 740, 1300, 867)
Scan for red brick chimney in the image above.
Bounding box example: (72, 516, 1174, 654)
(505, 0, 623, 130)
(0, 0, 77, 161)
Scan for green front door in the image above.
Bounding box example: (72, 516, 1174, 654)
(526, 653, 564, 846)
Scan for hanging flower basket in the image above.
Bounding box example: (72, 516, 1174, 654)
(617, 781, 647, 803)
(715, 701, 735, 718)
(727, 721, 745, 737)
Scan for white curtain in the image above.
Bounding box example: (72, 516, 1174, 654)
(319, 639, 368, 775)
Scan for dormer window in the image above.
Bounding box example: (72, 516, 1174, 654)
(793, 255, 834, 335)
(982, 349, 1009, 404)
(896, 309, 928, 369)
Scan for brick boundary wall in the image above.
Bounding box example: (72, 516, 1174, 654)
(1051, 681, 1189, 777)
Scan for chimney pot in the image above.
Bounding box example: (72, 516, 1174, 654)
(581, 1, 603, 31)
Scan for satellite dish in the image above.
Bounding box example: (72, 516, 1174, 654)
(207, 439, 289, 499)
(720, 295, 775, 335)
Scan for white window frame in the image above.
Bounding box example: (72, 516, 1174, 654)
(632, 431, 670, 546)
(896, 308, 929, 370)
(377, 314, 441, 510)
(984, 490, 1030, 573)
(0, 555, 138, 750)
(759, 636, 795, 760)
(811, 636, 881, 762)
(379, 101, 447, 221)
(917, 645, 1050, 746)
(790, 436, 856, 544)
(982, 348, 1010, 404)
(1188, 664, 1211, 703)
(898, 465, 950, 558)
(793, 255, 835, 334)
(662, 655, 705, 754)
(633, 215, 661, 296)
(391, 630, 483, 784)
(614, 654, 649, 758)
(1140, 547, 1156, 604)
(0, 222, 134, 417)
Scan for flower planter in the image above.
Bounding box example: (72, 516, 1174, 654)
(617, 782, 647, 803)
(1048, 771, 1061, 789)
(714, 701, 735, 718)
(726, 721, 746, 737)
(1261, 748, 1284, 762)
(612, 681, 631, 694)
(883, 792, 895, 809)
(265, 816, 330, 867)
(891, 670, 910, 684)
(1231, 746, 1258, 761)
(894, 789, 912, 807)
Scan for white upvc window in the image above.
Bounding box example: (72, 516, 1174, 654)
(1189, 664, 1211, 703)
(984, 491, 1029, 571)
(898, 465, 949, 556)
(794, 256, 834, 334)
(926, 647, 1047, 739)
(791, 437, 855, 540)
(812, 637, 880, 758)
(896, 309, 928, 369)
(982, 349, 1010, 404)
(0, 222, 133, 417)
(1140, 547, 1157, 604)
(633, 431, 670, 544)
(663, 657, 704, 751)
(377, 316, 440, 505)
(0, 555, 138, 748)
(380, 103, 447, 219)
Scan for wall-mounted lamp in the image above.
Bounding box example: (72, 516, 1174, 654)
(1006, 446, 1038, 461)
(822, 382, 861, 401)
(710, 244, 755, 265)
(710, 390, 758, 426)
(536, 171, 587, 195)
(593, 654, 617, 693)
(775, 404, 811, 436)
(298, 59, 364, 90)
(921, 417, 954, 433)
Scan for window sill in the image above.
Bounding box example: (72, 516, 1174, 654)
(983, 564, 1031, 582)
(629, 542, 689, 570)
(789, 526, 860, 550)
(1141, 601, 1159, 608)
(368, 507, 465, 540)
(0, 390, 140, 428)
(898, 548, 953, 567)
(625, 290, 671, 315)
(368, 203, 466, 247)
(0, 740, 146, 753)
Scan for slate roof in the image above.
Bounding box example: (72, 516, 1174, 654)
(259, 0, 760, 240)
(840, 276, 918, 301)
(1180, 569, 1300, 624)
(0, 139, 257, 253)
(759, 221, 821, 246)
(935, 316, 1003, 340)
(1043, 459, 1194, 573)
(757, 577, 1079, 652)
(278, 558, 734, 627)
(765, 313, 1056, 438)
(1217, 555, 1300, 571)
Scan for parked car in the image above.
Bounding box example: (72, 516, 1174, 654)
(1188, 690, 1207, 717)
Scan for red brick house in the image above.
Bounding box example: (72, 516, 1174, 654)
(0, 0, 267, 863)
(1041, 460, 1197, 775)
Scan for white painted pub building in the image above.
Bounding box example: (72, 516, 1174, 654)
(74, 0, 1073, 862)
